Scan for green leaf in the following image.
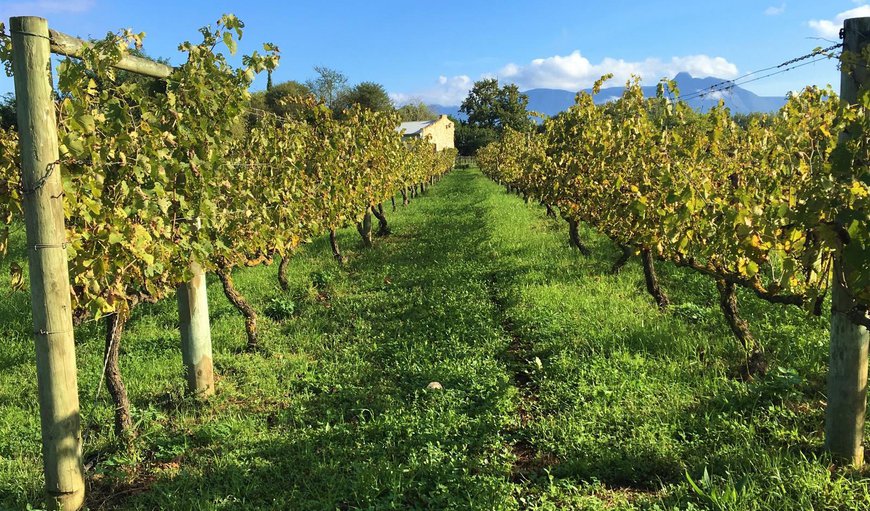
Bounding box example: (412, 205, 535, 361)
(223, 32, 237, 55)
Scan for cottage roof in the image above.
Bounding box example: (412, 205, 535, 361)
(396, 120, 436, 136)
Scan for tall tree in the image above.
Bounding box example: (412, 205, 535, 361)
(397, 101, 437, 121)
(305, 66, 349, 109)
(453, 119, 497, 156)
(461, 78, 500, 129)
(496, 83, 532, 132)
(459, 78, 531, 132)
(334, 81, 393, 114)
(250, 80, 313, 119)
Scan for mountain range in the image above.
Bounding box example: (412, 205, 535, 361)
(430, 72, 788, 119)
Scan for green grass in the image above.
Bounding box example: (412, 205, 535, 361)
(1, 168, 869, 509)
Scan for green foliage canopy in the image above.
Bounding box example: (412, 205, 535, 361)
(397, 101, 437, 121)
(459, 78, 531, 132)
(305, 65, 349, 109)
(334, 81, 394, 115)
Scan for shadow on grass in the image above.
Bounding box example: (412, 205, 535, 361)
(97, 171, 519, 510)
(473, 177, 838, 504)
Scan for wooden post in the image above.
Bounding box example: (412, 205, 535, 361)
(48, 29, 172, 78)
(825, 16, 870, 467)
(10, 16, 85, 511)
(177, 262, 214, 397)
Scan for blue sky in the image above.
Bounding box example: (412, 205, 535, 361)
(0, 0, 866, 105)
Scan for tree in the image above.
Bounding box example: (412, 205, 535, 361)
(0, 94, 15, 130)
(461, 78, 499, 129)
(334, 81, 393, 114)
(459, 78, 531, 132)
(496, 83, 533, 131)
(305, 66, 349, 109)
(453, 117, 497, 156)
(250, 80, 312, 119)
(397, 102, 437, 121)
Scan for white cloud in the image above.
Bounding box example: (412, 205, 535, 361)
(391, 51, 740, 107)
(705, 90, 729, 100)
(808, 5, 870, 39)
(1, 0, 95, 16)
(497, 51, 738, 91)
(764, 3, 786, 16)
(390, 75, 473, 106)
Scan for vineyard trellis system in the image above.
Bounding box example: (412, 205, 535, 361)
(2, 12, 870, 511)
(1, 15, 455, 510)
(478, 16, 870, 471)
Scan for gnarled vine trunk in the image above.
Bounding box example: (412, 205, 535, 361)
(278, 253, 291, 291)
(566, 218, 591, 256)
(329, 229, 346, 264)
(357, 210, 373, 247)
(544, 203, 556, 218)
(610, 244, 633, 275)
(217, 268, 259, 352)
(391, 196, 396, 212)
(641, 248, 670, 309)
(812, 290, 827, 317)
(402, 188, 409, 206)
(716, 279, 755, 351)
(105, 310, 132, 438)
(372, 203, 390, 236)
(716, 279, 766, 377)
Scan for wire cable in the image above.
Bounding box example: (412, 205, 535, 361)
(676, 44, 842, 103)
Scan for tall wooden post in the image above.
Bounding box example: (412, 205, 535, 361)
(10, 16, 85, 510)
(825, 16, 870, 467)
(177, 262, 215, 397)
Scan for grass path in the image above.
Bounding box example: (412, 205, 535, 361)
(1, 168, 869, 510)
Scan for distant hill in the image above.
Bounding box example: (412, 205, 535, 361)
(429, 73, 787, 120)
(430, 104, 463, 119)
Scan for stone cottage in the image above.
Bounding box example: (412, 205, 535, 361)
(396, 115, 455, 151)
